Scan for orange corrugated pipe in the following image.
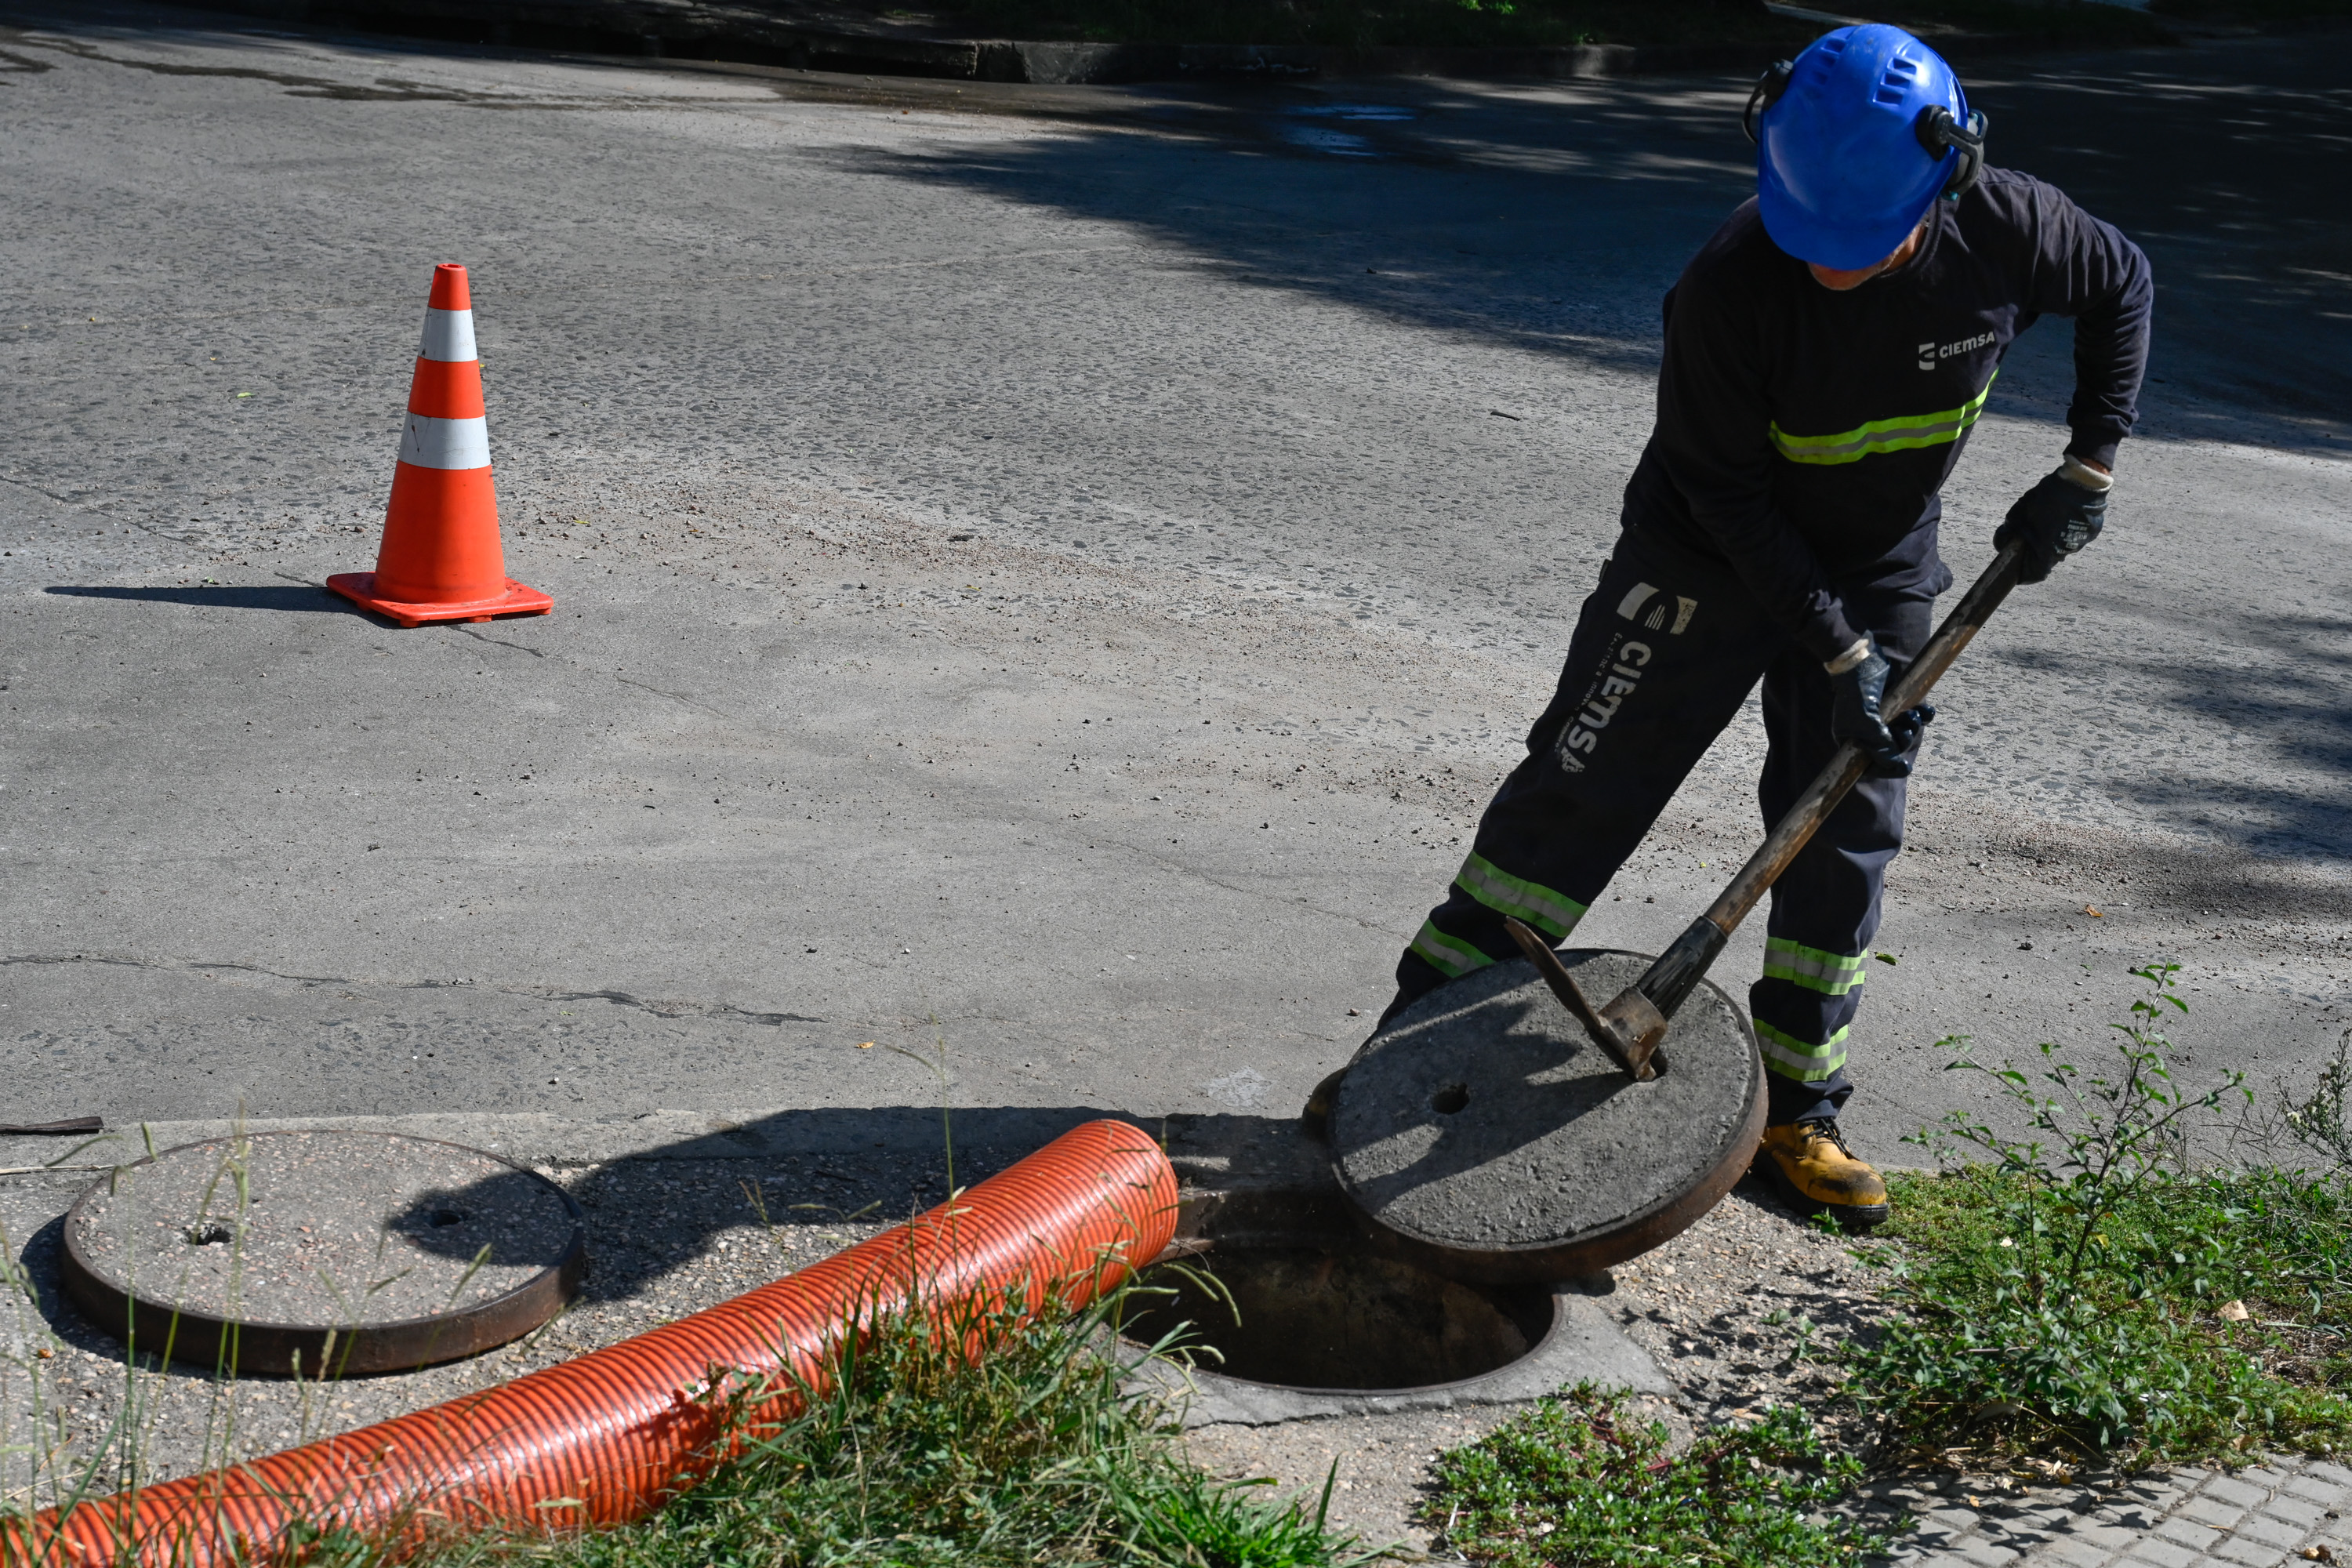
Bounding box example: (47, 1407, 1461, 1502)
(3, 1120, 1177, 1568)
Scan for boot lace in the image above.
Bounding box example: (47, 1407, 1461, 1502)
(1796, 1116, 1857, 1160)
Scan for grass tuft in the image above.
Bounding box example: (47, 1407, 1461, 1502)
(1844, 964, 2352, 1468)
(1422, 1384, 1904, 1568)
(354, 1287, 1377, 1568)
(1853, 1163, 2352, 1467)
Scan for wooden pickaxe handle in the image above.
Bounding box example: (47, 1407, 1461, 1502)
(1588, 542, 2027, 1068)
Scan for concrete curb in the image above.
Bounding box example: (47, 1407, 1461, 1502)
(183, 0, 1786, 82)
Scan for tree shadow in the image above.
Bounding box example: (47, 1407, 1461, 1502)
(1997, 597, 2352, 861)
(815, 39, 2349, 455)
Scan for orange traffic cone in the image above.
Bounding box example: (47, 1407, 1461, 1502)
(328, 263, 553, 627)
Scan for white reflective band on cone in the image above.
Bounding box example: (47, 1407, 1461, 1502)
(397, 412, 491, 470)
(418, 307, 477, 364)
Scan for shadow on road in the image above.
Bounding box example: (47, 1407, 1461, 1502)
(44, 584, 363, 615)
(2082, 599, 2352, 860)
(819, 36, 2350, 456)
(15, 1106, 1274, 1372)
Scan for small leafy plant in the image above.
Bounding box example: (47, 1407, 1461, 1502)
(1911, 963, 2240, 1303)
(1848, 964, 2352, 1465)
(2281, 1029, 2352, 1174)
(1424, 1385, 1902, 1568)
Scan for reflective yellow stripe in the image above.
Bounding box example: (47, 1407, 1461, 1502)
(1769, 372, 1997, 466)
(1452, 852, 1588, 941)
(1756, 1020, 1849, 1080)
(1410, 918, 1493, 980)
(1762, 937, 1867, 996)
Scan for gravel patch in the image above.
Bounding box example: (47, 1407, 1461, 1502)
(1601, 1172, 1895, 1440)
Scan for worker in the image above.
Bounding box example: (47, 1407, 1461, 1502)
(1343, 24, 2151, 1228)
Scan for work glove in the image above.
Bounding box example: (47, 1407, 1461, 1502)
(1994, 458, 2110, 585)
(1828, 637, 1933, 779)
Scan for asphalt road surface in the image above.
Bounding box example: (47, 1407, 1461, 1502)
(3, 3, 2349, 1172)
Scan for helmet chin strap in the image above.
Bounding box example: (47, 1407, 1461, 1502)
(1915, 104, 1991, 201)
(1742, 56, 1991, 205)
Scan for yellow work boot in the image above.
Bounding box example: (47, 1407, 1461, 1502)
(1755, 1119, 1889, 1229)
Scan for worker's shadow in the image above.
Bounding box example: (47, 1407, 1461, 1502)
(45, 584, 361, 615)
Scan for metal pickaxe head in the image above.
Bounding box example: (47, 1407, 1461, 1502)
(1502, 918, 1665, 1081)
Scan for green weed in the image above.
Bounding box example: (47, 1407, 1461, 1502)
(1423, 1385, 1902, 1568)
(1846, 964, 2352, 1466)
(365, 1285, 1377, 1568)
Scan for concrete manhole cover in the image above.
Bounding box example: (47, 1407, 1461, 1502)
(1330, 949, 1765, 1283)
(62, 1131, 586, 1376)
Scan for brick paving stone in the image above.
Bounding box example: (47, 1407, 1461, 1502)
(2028, 1534, 2118, 1568)
(2205, 1478, 2271, 1510)
(2281, 1475, 2350, 1508)
(2180, 1497, 2251, 1530)
(2070, 1523, 2156, 1555)
(1877, 1461, 2352, 1568)
(2157, 1517, 2229, 1549)
(2235, 1513, 2310, 1551)
(2260, 1496, 2327, 1530)
(2205, 1538, 2290, 1568)
(2121, 1539, 2200, 1568)
(2005, 1521, 2072, 1551)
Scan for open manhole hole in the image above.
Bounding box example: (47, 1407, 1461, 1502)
(1123, 1246, 1552, 1391)
(1109, 1183, 1670, 1425)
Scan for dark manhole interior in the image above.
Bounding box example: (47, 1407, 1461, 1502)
(1122, 1246, 1554, 1391)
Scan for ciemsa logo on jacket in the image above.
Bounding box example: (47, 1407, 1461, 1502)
(1918, 331, 1996, 370)
(1557, 583, 1695, 774)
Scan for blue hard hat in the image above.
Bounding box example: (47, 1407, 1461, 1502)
(1751, 25, 1978, 270)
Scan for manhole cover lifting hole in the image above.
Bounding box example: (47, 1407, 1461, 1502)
(61, 1131, 587, 1377)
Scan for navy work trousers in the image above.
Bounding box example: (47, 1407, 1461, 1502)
(1389, 527, 1936, 1126)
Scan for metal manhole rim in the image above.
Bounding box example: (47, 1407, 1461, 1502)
(59, 1130, 587, 1374)
(1330, 949, 1769, 1282)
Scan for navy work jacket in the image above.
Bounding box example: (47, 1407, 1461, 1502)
(1622, 167, 2153, 662)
